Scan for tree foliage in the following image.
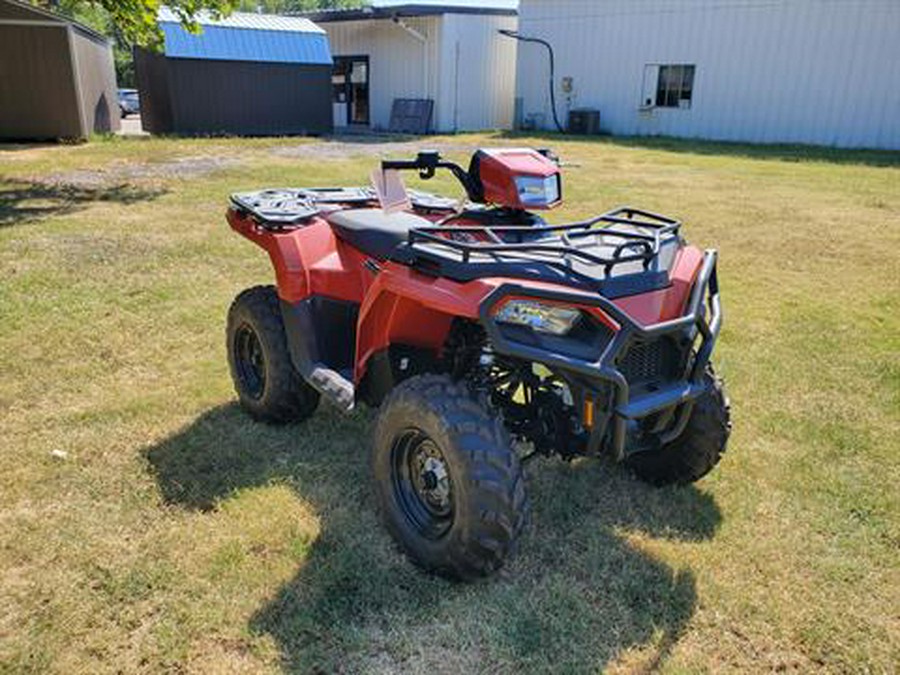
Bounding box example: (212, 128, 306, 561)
(35, 0, 365, 48)
(235, 1, 364, 14)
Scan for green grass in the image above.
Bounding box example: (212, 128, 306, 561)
(1, 133, 898, 674)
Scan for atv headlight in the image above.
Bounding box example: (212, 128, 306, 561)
(495, 300, 580, 335)
(514, 175, 560, 207)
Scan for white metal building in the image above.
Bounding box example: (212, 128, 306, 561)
(306, 4, 518, 133)
(515, 0, 900, 149)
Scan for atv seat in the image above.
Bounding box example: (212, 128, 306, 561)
(327, 209, 432, 260)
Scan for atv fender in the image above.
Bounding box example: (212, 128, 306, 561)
(227, 210, 366, 305)
(354, 265, 495, 383)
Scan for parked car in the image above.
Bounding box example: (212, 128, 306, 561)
(117, 89, 140, 118)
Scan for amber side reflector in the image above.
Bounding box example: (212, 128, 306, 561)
(583, 396, 594, 429)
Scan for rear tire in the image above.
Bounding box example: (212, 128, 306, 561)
(226, 286, 320, 424)
(625, 367, 731, 486)
(373, 375, 529, 580)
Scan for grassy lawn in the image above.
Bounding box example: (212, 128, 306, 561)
(1, 132, 898, 674)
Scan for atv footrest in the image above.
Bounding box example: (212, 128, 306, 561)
(309, 366, 355, 411)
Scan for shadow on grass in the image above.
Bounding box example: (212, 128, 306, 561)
(502, 131, 900, 168)
(145, 403, 721, 672)
(0, 179, 167, 227)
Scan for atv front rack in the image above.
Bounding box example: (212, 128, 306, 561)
(480, 249, 722, 460)
(397, 207, 683, 297)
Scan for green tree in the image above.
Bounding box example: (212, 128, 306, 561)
(235, 1, 364, 12)
(37, 1, 234, 48)
(36, 0, 365, 48)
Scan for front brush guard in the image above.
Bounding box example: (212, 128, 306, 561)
(479, 250, 722, 460)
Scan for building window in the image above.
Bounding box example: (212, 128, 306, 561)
(655, 65, 695, 108)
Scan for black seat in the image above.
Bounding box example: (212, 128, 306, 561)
(327, 209, 432, 260)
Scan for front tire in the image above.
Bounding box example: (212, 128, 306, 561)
(226, 286, 320, 424)
(625, 367, 731, 486)
(373, 375, 529, 580)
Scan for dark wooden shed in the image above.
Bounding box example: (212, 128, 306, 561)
(0, 0, 119, 140)
(135, 9, 332, 136)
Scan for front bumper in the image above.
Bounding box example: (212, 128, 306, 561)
(479, 250, 722, 459)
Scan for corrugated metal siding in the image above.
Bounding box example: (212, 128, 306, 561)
(516, 0, 900, 149)
(0, 23, 82, 138)
(134, 48, 174, 134)
(161, 23, 332, 64)
(323, 16, 443, 130)
(0, 0, 118, 139)
(134, 48, 332, 136)
(0, 0, 63, 21)
(322, 13, 518, 132)
(167, 60, 331, 135)
(437, 13, 517, 131)
(71, 28, 119, 134)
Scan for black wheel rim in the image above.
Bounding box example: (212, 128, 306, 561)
(234, 323, 266, 400)
(391, 428, 454, 540)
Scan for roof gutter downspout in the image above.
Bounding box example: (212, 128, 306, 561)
(498, 29, 566, 133)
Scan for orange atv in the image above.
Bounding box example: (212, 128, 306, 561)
(226, 148, 730, 579)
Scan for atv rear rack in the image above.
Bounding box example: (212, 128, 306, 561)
(230, 187, 458, 228)
(398, 207, 683, 296)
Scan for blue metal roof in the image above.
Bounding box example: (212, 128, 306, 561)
(159, 10, 332, 65)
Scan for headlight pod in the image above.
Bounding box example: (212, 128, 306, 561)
(514, 175, 560, 208)
(495, 299, 581, 336)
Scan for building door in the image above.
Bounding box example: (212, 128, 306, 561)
(332, 56, 369, 127)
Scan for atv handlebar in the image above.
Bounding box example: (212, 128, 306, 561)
(382, 152, 481, 203)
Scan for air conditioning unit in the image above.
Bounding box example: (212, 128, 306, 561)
(568, 108, 600, 135)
